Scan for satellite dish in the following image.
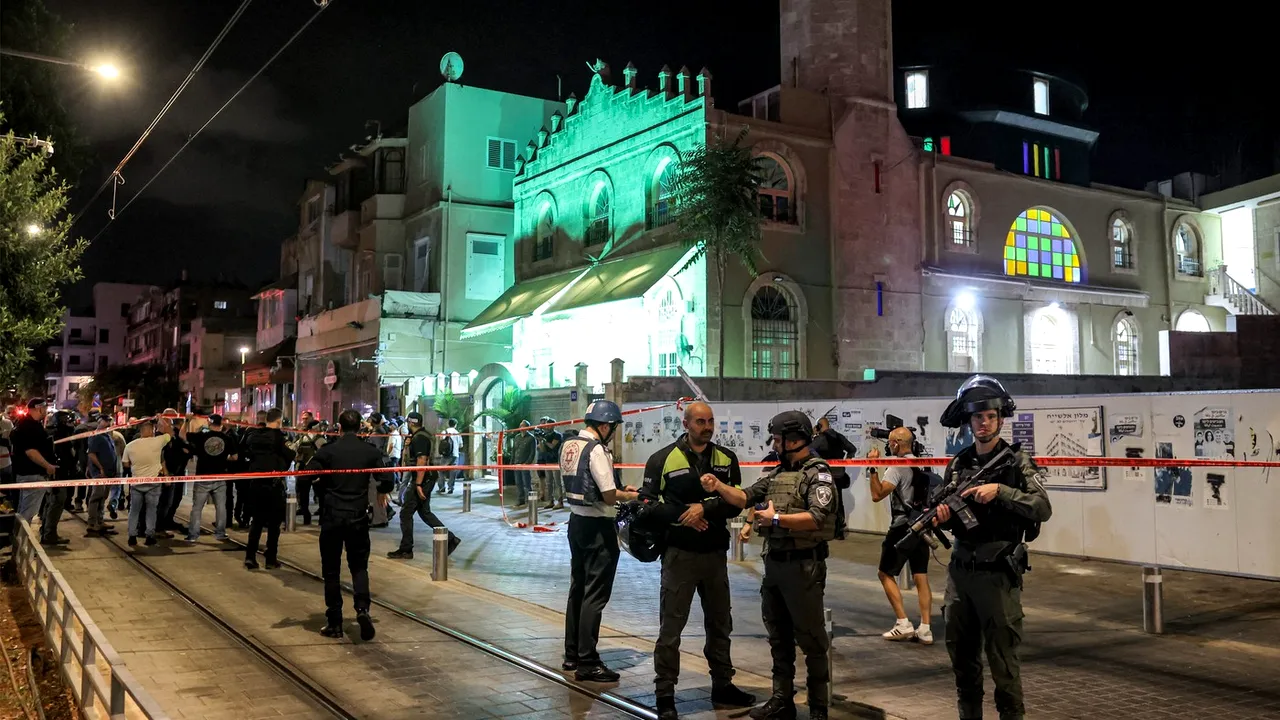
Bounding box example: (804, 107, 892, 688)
(440, 52, 464, 83)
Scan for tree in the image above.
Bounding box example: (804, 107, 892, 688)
(76, 364, 178, 417)
(671, 127, 765, 381)
(474, 387, 532, 431)
(0, 113, 88, 386)
(432, 387, 475, 430)
(0, 0, 91, 181)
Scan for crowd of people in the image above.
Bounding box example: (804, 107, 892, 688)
(0, 373, 1053, 720)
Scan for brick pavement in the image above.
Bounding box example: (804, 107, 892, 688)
(49, 529, 326, 720)
(195, 481, 1280, 720)
(52, 510, 632, 720)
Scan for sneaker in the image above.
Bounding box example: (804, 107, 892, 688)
(656, 696, 678, 720)
(127, 536, 137, 547)
(574, 665, 620, 683)
(747, 694, 797, 720)
(711, 684, 756, 707)
(84, 527, 102, 538)
(356, 610, 375, 641)
(882, 620, 916, 642)
(916, 624, 934, 645)
(144, 535, 158, 546)
(264, 560, 281, 570)
(319, 624, 343, 639)
(387, 549, 413, 560)
(100, 526, 118, 535)
(244, 559, 259, 570)
(447, 536, 461, 556)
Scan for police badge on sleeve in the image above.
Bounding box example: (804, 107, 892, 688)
(814, 472, 835, 508)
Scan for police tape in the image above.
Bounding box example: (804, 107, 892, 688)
(8, 454, 1278, 491)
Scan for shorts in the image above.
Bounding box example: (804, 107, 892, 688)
(879, 523, 930, 576)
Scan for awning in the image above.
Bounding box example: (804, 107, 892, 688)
(243, 336, 297, 384)
(542, 244, 693, 315)
(461, 267, 585, 338)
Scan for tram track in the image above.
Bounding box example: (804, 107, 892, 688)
(168, 509, 657, 719)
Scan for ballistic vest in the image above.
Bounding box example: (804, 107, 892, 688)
(561, 435, 605, 507)
(758, 455, 838, 551)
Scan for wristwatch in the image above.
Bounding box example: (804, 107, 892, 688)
(772, 515, 780, 528)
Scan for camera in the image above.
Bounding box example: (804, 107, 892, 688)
(868, 413, 928, 457)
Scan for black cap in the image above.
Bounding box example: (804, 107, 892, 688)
(26, 398, 46, 410)
(406, 412, 423, 424)
(209, 413, 223, 424)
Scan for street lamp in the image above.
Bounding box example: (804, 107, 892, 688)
(239, 346, 250, 365)
(26, 224, 42, 236)
(0, 47, 123, 82)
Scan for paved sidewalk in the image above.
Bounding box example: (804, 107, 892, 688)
(236, 481, 1280, 720)
(50, 529, 326, 720)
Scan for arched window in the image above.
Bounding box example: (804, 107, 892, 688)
(757, 155, 794, 224)
(585, 184, 611, 247)
(946, 192, 972, 249)
(947, 306, 981, 372)
(1004, 208, 1085, 283)
(1114, 316, 1139, 375)
(1028, 307, 1071, 374)
(649, 159, 677, 229)
(1175, 309, 1211, 332)
(648, 279, 682, 376)
(750, 285, 798, 378)
(1175, 223, 1202, 277)
(534, 205, 555, 262)
(1111, 218, 1134, 270)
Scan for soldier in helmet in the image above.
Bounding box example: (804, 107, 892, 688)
(702, 410, 838, 720)
(935, 375, 1053, 720)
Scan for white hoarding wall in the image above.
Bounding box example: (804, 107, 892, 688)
(620, 390, 1280, 579)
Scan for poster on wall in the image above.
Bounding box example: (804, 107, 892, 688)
(1123, 447, 1148, 483)
(1194, 407, 1235, 459)
(1155, 440, 1193, 507)
(1109, 414, 1144, 443)
(998, 407, 1106, 489)
(1203, 472, 1230, 510)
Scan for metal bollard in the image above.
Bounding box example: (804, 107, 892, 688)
(461, 481, 472, 513)
(284, 496, 298, 532)
(431, 527, 450, 581)
(1142, 566, 1164, 634)
(824, 607, 834, 708)
(528, 491, 540, 528)
(729, 518, 745, 562)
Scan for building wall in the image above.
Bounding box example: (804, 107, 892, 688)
(255, 289, 297, 351)
(1250, 204, 1280, 309)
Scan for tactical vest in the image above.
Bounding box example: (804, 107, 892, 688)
(561, 436, 606, 507)
(659, 444, 733, 491)
(759, 456, 838, 550)
(408, 429, 437, 463)
(950, 446, 1037, 546)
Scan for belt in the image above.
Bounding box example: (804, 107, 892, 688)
(767, 544, 829, 563)
(951, 558, 1007, 572)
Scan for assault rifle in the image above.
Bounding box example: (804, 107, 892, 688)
(895, 446, 1015, 553)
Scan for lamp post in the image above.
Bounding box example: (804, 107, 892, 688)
(239, 346, 250, 365)
(0, 48, 122, 80)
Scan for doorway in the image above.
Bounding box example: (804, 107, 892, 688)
(1221, 207, 1256, 291)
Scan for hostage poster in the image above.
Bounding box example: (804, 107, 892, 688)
(1193, 407, 1235, 459)
(1154, 440, 1193, 508)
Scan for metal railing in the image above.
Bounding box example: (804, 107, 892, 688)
(1208, 264, 1278, 315)
(11, 517, 170, 720)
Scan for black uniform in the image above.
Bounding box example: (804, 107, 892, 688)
(639, 434, 743, 700)
(939, 439, 1052, 720)
(394, 428, 458, 555)
(242, 427, 295, 566)
(305, 432, 387, 624)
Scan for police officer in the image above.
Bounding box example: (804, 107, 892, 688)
(242, 408, 295, 570)
(387, 411, 460, 559)
(639, 401, 755, 719)
(935, 375, 1053, 720)
(305, 409, 389, 641)
(561, 400, 638, 683)
(703, 411, 837, 720)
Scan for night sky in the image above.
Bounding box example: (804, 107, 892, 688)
(32, 0, 1277, 307)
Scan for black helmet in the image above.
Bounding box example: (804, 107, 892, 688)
(940, 375, 1016, 428)
(768, 410, 813, 442)
(616, 499, 664, 563)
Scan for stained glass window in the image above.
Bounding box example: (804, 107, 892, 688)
(1003, 208, 1085, 283)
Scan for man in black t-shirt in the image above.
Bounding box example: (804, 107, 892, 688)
(183, 414, 236, 542)
(10, 399, 67, 545)
(387, 411, 459, 560)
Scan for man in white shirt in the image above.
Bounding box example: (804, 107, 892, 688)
(560, 400, 638, 683)
(122, 418, 172, 547)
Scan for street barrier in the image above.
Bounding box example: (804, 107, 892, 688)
(12, 517, 170, 720)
